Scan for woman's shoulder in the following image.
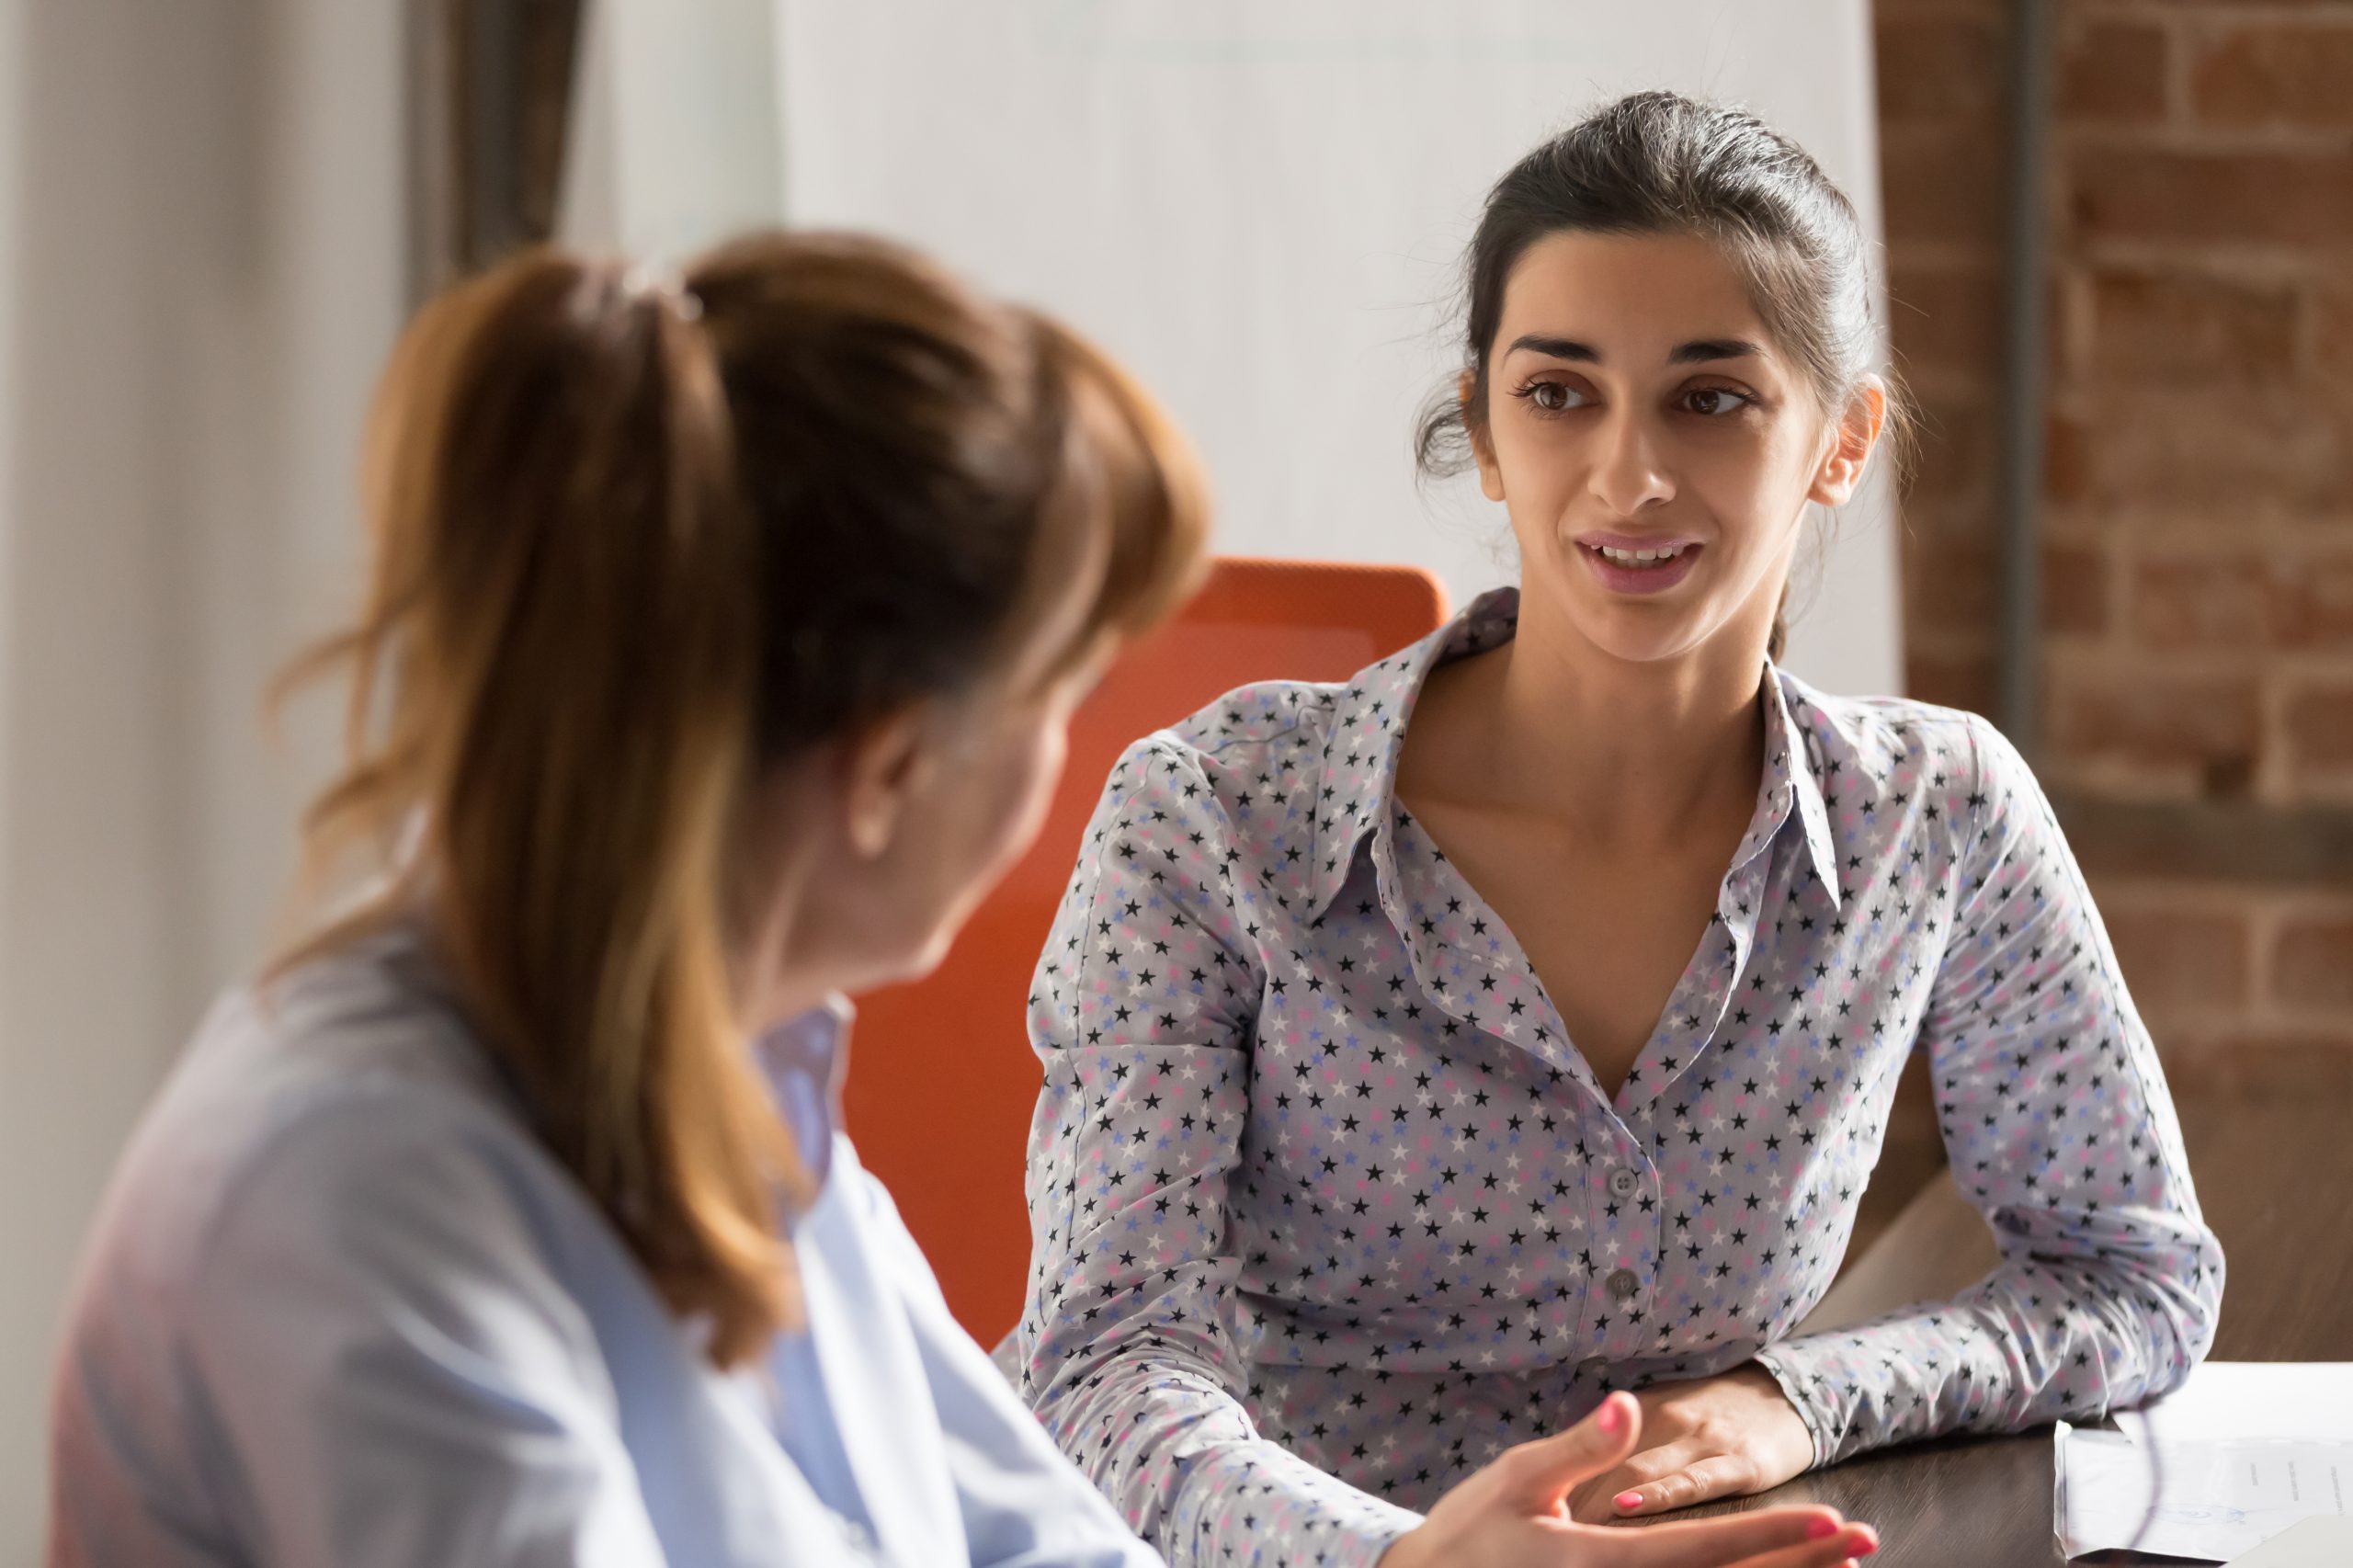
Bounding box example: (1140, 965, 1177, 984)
(69, 925, 560, 1329)
(50, 930, 683, 1563)
(1159, 674, 1354, 761)
(1775, 671, 2031, 792)
(1087, 674, 1354, 817)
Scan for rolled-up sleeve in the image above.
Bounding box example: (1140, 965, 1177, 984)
(1017, 739, 1420, 1568)
(1755, 715, 2224, 1464)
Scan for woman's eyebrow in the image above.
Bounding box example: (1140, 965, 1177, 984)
(1505, 333, 1597, 361)
(1669, 337, 1766, 364)
(1503, 334, 1767, 364)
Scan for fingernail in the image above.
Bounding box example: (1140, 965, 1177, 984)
(1806, 1517, 1841, 1540)
(1597, 1396, 1623, 1435)
(1613, 1490, 1644, 1512)
(1848, 1528, 1880, 1557)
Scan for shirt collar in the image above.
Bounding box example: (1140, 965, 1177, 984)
(1302, 586, 1519, 919)
(1750, 665, 1846, 912)
(755, 993, 855, 1199)
(1303, 585, 1843, 917)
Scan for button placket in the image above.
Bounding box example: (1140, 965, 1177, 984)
(1583, 1119, 1660, 1360)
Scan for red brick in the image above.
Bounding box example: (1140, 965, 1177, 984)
(1876, 1, 2353, 1115)
(2273, 912, 2353, 1010)
(2071, 149, 2353, 247)
(2050, 666, 2261, 780)
(1908, 392, 1997, 505)
(2192, 24, 2353, 131)
(2104, 903, 2253, 1015)
(1882, 123, 2008, 249)
(2270, 552, 2353, 650)
(2061, 22, 2169, 126)
(2284, 679, 2353, 784)
(2109, 548, 2353, 653)
(2320, 281, 2353, 386)
(2172, 1028, 2353, 1099)
(2130, 554, 2268, 650)
(1905, 647, 1997, 717)
(1890, 263, 2003, 390)
(2089, 270, 2300, 388)
(2044, 540, 2106, 635)
(1908, 529, 1999, 636)
(2069, 387, 2351, 514)
(2044, 411, 2091, 506)
(1878, 15, 2009, 124)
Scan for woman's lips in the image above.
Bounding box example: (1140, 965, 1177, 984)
(1575, 539, 1703, 596)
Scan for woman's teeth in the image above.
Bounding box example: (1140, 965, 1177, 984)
(1595, 543, 1688, 567)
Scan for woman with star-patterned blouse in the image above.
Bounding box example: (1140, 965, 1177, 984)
(1016, 91, 2224, 1568)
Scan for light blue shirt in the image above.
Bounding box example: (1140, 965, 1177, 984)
(50, 921, 1162, 1566)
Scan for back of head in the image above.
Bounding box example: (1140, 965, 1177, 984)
(282, 231, 1208, 1365)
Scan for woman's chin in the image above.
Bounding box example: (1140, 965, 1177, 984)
(1571, 608, 1720, 667)
(881, 917, 966, 991)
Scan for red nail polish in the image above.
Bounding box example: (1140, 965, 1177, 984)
(1806, 1517, 1840, 1540)
(1613, 1490, 1644, 1512)
(1849, 1529, 1880, 1557)
(1597, 1396, 1623, 1435)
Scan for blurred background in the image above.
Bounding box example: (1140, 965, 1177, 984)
(0, 0, 2347, 1557)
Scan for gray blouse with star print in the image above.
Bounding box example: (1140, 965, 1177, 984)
(1016, 587, 2223, 1568)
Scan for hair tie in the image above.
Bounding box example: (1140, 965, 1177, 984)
(621, 262, 703, 323)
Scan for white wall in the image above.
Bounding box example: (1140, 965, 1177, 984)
(563, 0, 784, 266)
(0, 4, 403, 1555)
(742, 1, 1900, 692)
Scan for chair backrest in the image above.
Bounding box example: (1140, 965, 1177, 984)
(841, 557, 1449, 1342)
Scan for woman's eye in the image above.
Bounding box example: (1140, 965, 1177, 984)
(1683, 388, 1750, 416)
(1526, 381, 1575, 413)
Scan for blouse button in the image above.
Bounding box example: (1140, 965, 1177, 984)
(1607, 1167, 1639, 1199)
(1606, 1267, 1641, 1301)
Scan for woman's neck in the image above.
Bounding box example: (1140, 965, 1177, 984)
(729, 772, 835, 1036)
(1417, 589, 1771, 848)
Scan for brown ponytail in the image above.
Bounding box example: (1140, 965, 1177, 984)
(276, 234, 1207, 1365)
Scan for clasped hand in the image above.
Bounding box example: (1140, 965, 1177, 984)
(1380, 1374, 1867, 1568)
(1564, 1364, 1819, 1522)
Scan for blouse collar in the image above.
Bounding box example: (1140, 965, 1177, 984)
(1301, 585, 1844, 919)
(755, 994, 856, 1199)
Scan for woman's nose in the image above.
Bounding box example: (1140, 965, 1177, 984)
(1588, 410, 1676, 517)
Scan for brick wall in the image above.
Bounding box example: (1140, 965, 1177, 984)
(1878, 0, 2353, 1109)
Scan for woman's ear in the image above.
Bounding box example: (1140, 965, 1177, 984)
(1807, 377, 1888, 507)
(1461, 369, 1506, 504)
(837, 704, 936, 859)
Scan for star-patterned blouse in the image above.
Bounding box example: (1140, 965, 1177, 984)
(1015, 587, 2223, 1568)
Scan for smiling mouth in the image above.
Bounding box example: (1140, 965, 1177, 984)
(1587, 541, 1690, 569)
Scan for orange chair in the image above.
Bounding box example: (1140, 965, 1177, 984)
(844, 557, 1450, 1342)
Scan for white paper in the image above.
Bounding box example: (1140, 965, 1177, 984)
(2056, 1364, 2353, 1562)
(2228, 1515, 2353, 1567)
(2120, 1362, 2353, 1449)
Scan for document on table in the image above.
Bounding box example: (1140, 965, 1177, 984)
(2055, 1362, 2353, 1562)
